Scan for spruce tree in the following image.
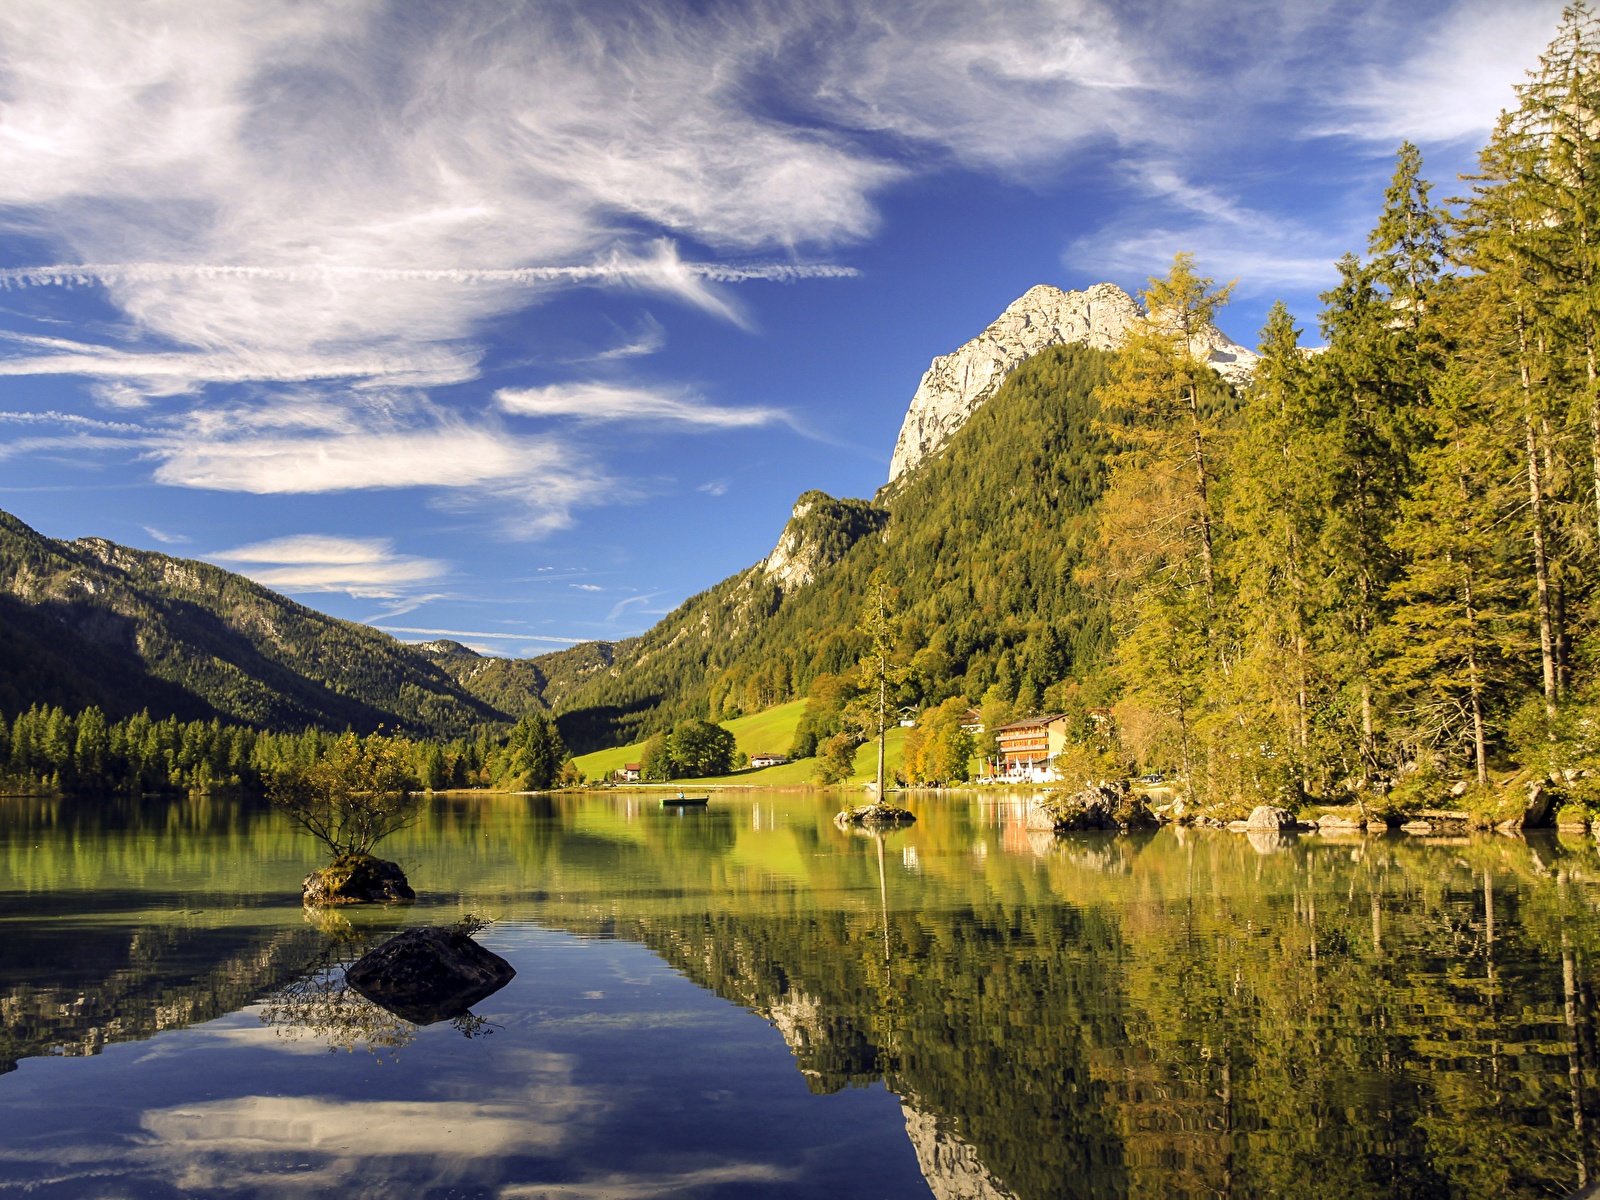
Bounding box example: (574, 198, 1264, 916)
(1514, 2, 1600, 544)
(1457, 112, 1565, 718)
(1379, 369, 1531, 783)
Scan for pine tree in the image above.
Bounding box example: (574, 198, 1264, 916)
(1098, 253, 1237, 612)
(1379, 369, 1532, 783)
(1095, 255, 1238, 800)
(1223, 302, 1335, 793)
(1457, 112, 1567, 719)
(1514, 3, 1600, 544)
(851, 572, 907, 799)
(1312, 142, 1446, 773)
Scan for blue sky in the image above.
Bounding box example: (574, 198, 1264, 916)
(0, 0, 1565, 656)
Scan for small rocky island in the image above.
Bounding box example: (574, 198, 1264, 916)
(303, 853, 415, 905)
(836, 802, 916, 827)
(266, 732, 424, 906)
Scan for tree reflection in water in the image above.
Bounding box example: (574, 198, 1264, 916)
(259, 909, 502, 1056)
(7, 791, 1600, 1197)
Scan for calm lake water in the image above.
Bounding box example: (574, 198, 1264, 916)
(1, 788, 1598, 1199)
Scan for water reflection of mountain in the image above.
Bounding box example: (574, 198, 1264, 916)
(546, 825, 1600, 1200)
(5, 792, 1600, 1198)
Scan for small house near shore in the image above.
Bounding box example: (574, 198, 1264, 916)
(620, 763, 642, 782)
(749, 753, 788, 769)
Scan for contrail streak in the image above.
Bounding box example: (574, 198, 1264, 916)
(0, 261, 859, 289)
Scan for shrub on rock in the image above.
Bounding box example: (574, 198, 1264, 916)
(835, 802, 916, 826)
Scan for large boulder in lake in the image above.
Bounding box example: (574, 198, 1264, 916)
(1027, 784, 1157, 833)
(344, 926, 515, 1025)
(1244, 805, 1298, 831)
(303, 853, 415, 906)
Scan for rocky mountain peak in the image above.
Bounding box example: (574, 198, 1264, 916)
(761, 490, 887, 594)
(414, 639, 482, 658)
(886, 282, 1259, 484)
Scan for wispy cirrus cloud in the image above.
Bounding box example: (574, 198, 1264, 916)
(1325, 0, 1565, 143)
(496, 383, 786, 429)
(209, 533, 448, 599)
(0, 0, 1566, 521)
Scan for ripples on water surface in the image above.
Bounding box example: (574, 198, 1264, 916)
(1, 789, 1598, 1198)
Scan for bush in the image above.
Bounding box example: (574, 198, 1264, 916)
(266, 732, 420, 857)
(814, 732, 861, 784)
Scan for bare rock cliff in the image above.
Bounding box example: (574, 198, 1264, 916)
(886, 282, 1258, 484)
(761, 490, 887, 594)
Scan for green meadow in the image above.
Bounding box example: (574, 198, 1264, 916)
(569, 699, 908, 787)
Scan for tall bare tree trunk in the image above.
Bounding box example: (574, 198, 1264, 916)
(1520, 309, 1559, 718)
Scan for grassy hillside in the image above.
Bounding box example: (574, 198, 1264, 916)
(0, 511, 506, 736)
(571, 699, 809, 781)
(551, 344, 1121, 751)
(570, 702, 908, 788)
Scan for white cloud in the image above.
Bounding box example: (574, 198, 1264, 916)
(0, 0, 1567, 523)
(588, 314, 666, 362)
(377, 625, 586, 644)
(208, 533, 448, 598)
(497, 382, 785, 429)
(212, 534, 407, 566)
(1329, 0, 1565, 143)
(142, 525, 189, 544)
(0, 4, 887, 404)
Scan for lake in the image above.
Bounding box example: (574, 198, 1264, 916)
(1, 788, 1596, 1199)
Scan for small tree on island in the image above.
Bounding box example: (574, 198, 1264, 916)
(267, 731, 421, 859)
(844, 573, 908, 802)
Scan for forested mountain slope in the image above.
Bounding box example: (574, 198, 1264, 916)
(416, 638, 615, 717)
(553, 344, 1124, 751)
(0, 511, 506, 736)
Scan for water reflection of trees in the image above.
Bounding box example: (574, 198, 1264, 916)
(10, 793, 1600, 1197)
(550, 829, 1600, 1200)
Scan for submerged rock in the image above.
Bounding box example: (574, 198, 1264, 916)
(1027, 784, 1158, 833)
(344, 926, 515, 1025)
(836, 803, 916, 827)
(302, 853, 415, 906)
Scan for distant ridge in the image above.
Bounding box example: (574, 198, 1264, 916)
(0, 510, 510, 735)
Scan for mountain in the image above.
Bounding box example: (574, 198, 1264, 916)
(415, 639, 616, 718)
(549, 342, 1123, 751)
(0, 279, 1244, 752)
(0, 511, 508, 736)
(886, 282, 1257, 485)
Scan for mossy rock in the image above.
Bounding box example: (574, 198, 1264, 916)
(303, 853, 415, 906)
(1028, 785, 1158, 833)
(1556, 804, 1592, 830)
(835, 803, 915, 826)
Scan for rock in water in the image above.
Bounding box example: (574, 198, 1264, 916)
(302, 853, 415, 906)
(835, 803, 916, 827)
(344, 927, 515, 1025)
(1027, 784, 1158, 833)
(1244, 805, 1297, 831)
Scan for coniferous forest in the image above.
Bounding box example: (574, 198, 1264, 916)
(1097, 8, 1600, 817)
(544, 7, 1600, 818)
